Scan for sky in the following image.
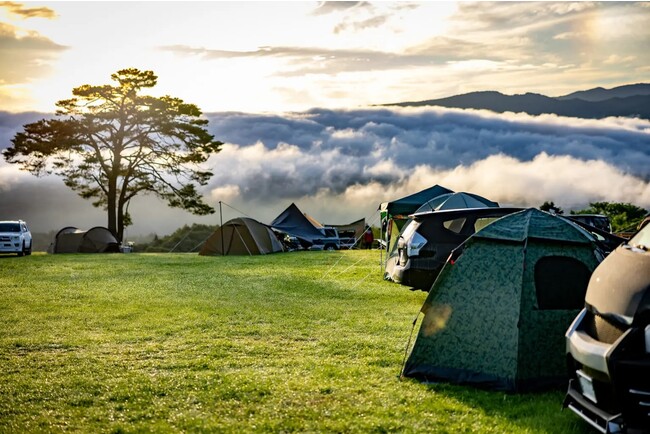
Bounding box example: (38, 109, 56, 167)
(1, 1, 650, 237)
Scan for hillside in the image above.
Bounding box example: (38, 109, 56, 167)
(388, 83, 650, 119)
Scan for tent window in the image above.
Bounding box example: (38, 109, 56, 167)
(534, 256, 591, 310)
(443, 218, 466, 234)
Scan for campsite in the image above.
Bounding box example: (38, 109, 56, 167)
(0, 250, 593, 433)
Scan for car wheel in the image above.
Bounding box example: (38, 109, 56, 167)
(24, 243, 32, 256)
(17, 242, 25, 257)
(325, 244, 336, 251)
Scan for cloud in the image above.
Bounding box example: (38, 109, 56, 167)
(311, 2, 370, 16)
(0, 1, 56, 19)
(160, 44, 448, 76)
(1, 106, 649, 234)
(0, 22, 67, 84)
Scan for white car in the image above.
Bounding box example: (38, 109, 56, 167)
(564, 221, 650, 433)
(0, 220, 32, 256)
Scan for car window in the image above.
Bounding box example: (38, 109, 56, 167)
(443, 218, 466, 234)
(0, 223, 20, 232)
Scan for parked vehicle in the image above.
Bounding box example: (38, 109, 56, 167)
(568, 214, 612, 233)
(309, 227, 341, 251)
(384, 207, 522, 290)
(0, 220, 32, 256)
(564, 222, 650, 433)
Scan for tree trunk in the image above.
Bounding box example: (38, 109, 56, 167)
(107, 176, 118, 241)
(117, 197, 125, 243)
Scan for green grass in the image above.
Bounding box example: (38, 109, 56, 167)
(0, 251, 592, 433)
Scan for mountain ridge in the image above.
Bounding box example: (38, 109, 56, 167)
(387, 83, 650, 119)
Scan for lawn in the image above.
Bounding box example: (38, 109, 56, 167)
(0, 251, 592, 433)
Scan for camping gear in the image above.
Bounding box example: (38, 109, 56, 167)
(402, 208, 604, 392)
(379, 184, 453, 251)
(414, 192, 499, 213)
(385, 207, 522, 290)
(199, 217, 283, 256)
(50, 226, 120, 253)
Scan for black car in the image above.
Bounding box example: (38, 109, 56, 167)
(564, 222, 650, 433)
(384, 207, 522, 290)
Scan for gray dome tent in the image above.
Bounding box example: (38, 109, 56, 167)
(50, 226, 120, 253)
(414, 192, 499, 213)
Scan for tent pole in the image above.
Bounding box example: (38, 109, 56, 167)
(234, 226, 253, 256)
(220, 201, 224, 256)
(379, 214, 384, 270)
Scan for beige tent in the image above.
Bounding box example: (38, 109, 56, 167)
(199, 217, 284, 256)
(50, 226, 120, 253)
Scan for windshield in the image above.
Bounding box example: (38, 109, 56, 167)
(0, 223, 20, 232)
(628, 223, 650, 251)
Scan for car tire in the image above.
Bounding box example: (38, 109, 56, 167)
(17, 242, 25, 257)
(24, 243, 32, 256)
(325, 244, 336, 251)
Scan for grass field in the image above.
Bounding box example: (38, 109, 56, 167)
(0, 251, 592, 433)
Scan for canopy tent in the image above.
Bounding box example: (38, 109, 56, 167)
(50, 226, 120, 254)
(402, 209, 603, 392)
(199, 217, 283, 256)
(379, 184, 454, 218)
(378, 184, 453, 251)
(270, 203, 325, 247)
(414, 192, 499, 213)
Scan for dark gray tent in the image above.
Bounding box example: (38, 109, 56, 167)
(402, 209, 604, 392)
(50, 226, 120, 253)
(270, 203, 325, 247)
(199, 217, 283, 256)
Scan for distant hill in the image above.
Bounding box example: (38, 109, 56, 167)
(388, 84, 650, 119)
(557, 83, 650, 102)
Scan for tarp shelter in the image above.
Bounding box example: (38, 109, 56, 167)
(199, 217, 283, 256)
(402, 209, 604, 392)
(270, 203, 325, 247)
(379, 184, 453, 251)
(50, 226, 120, 253)
(330, 218, 366, 240)
(414, 192, 499, 213)
(304, 214, 366, 241)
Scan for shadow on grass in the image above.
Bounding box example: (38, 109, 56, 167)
(0, 254, 23, 259)
(419, 381, 598, 434)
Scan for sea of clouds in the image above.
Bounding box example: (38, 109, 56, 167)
(1, 106, 649, 235)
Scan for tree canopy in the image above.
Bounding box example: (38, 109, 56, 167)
(539, 201, 564, 215)
(3, 68, 222, 241)
(571, 201, 648, 233)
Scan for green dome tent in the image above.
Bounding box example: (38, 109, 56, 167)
(402, 208, 604, 392)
